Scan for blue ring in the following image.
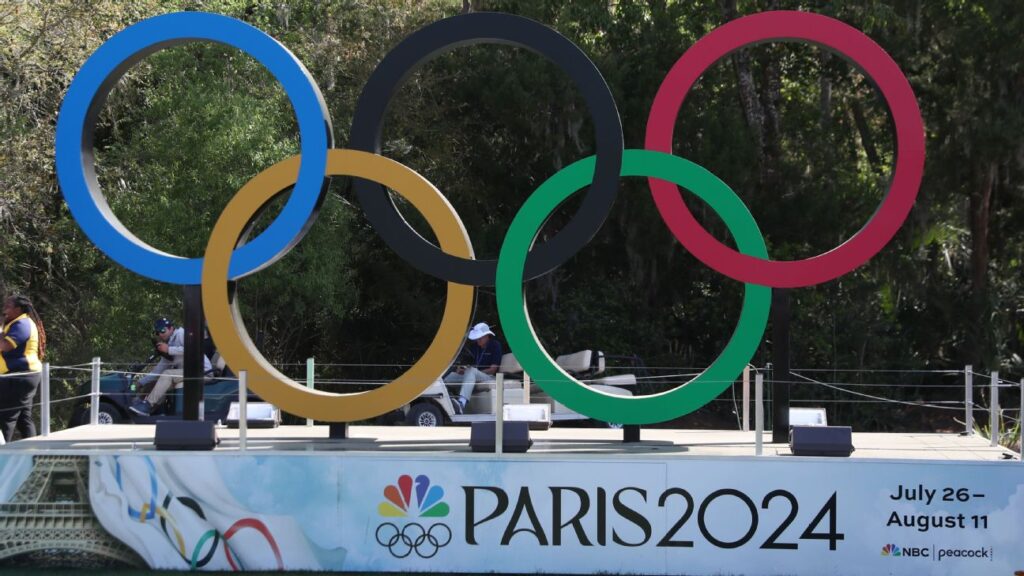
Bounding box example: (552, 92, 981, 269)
(55, 12, 332, 284)
(114, 455, 158, 521)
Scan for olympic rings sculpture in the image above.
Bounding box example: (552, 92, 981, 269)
(55, 10, 924, 424)
(376, 522, 453, 559)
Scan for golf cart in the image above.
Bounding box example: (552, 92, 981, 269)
(69, 354, 258, 426)
(402, 350, 636, 428)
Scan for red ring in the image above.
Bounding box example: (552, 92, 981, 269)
(644, 11, 924, 287)
(222, 518, 284, 571)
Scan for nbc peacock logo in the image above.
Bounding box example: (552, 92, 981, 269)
(378, 474, 450, 518)
(375, 474, 452, 559)
(882, 543, 902, 557)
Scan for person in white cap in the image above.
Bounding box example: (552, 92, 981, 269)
(443, 322, 503, 413)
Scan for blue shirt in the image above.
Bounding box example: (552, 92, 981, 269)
(471, 338, 504, 370)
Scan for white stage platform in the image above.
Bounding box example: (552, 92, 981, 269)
(0, 426, 1020, 575)
(6, 425, 1017, 462)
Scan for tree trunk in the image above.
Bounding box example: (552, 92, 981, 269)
(851, 100, 882, 172)
(819, 53, 832, 129)
(758, 46, 783, 188)
(720, 0, 766, 166)
(969, 161, 996, 299)
(968, 160, 997, 363)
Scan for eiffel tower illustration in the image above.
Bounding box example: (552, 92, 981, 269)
(0, 455, 143, 568)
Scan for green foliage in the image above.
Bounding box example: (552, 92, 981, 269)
(974, 416, 1021, 453)
(3, 0, 1024, 430)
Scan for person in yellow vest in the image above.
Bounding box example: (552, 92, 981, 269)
(0, 294, 45, 442)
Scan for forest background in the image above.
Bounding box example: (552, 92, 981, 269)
(2, 0, 1023, 430)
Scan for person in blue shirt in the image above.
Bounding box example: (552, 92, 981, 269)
(443, 322, 503, 413)
(0, 294, 46, 442)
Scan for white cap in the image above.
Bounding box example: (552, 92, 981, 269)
(467, 322, 495, 340)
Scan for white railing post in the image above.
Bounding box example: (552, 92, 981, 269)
(522, 372, 531, 404)
(239, 370, 248, 452)
(742, 365, 751, 432)
(755, 372, 764, 456)
(1019, 378, 1023, 463)
(965, 365, 973, 435)
(495, 373, 504, 456)
(306, 357, 314, 427)
(40, 363, 50, 436)
(990, 371, 999, 447)
(90, 357, 100, 426)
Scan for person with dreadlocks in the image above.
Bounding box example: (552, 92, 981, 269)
(0, 294, 45, 442)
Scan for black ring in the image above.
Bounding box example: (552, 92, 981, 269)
(160, 494, 173, 534)
(401, 522, 433, 558)
(402, 522, 427, 547)
(428, 523, 452, 548)
(376, 522, 413, 558)
(376, 522, 400, 547)
(175, 495, 221, 568)
(350, 12, 623, 286)
(416, 523, 452, 558)
(176, 496, 207, 520)
(160, 494, 219, 568)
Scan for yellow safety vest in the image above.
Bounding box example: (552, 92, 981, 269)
(1, 313, 41, 374)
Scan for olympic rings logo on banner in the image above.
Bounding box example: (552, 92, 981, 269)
(376, 522, 453, 559)
(55, 11, 924, 424)
(109, 456, 281, 569)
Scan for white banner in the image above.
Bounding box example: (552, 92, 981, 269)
(81, 453, 1024, 575)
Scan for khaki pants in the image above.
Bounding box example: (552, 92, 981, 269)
(145, 369, 183, 405)
(443, 367, 495, 403)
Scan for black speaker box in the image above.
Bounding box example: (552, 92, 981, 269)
(155, 420, 219, 451)
(470, 421, 532, 453)
(789, 425, 854, 457)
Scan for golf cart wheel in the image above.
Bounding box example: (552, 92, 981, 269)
(407, 403, 445, 427)
(74, 402, 123, 426)
(97, 402, 124, 424)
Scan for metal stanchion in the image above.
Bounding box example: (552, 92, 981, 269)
(755, 372, 764, 456)
(965, 365, 973, 435)
(1019, 378, 1023, 463)
(40, 363, 50, 436)
(495, 374, 504, 456)
(239, 370, 248, 452)
(742, 365, 750, 432)
(306, 357, 314, 427)
(990, 372, 1000, 447)
(90, 357, 100, 426)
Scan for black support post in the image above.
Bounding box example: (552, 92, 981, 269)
(771, 288, 791, 443)
(329, 423, 349, 439)
(183, 285, 205, 421)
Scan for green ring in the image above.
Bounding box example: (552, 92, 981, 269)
(496, 149, 771, 425)
(190, 529, 218, 570)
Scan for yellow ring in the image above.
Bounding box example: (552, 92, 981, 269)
(155, 507, 187, 558)
(202, 149, 474, 422)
